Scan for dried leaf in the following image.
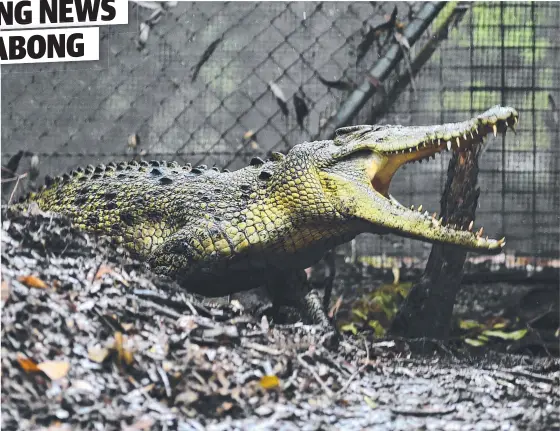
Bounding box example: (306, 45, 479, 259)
(176, 315, 199, 332)
(317, 74, 354, 91)
(293, 92, 309, 129)
(122, 349, 134, 366)
(37, 360, 70, 380)
(483, 329, 528, 340)
(391, 266, 400, 285)
(269, 82, 289, 116)
(17, 354, 39, 372)
(95, 265, 114, 280)
(394, 32, 410, 50)
(88, 346, 110, 363)
(121, 323, 134, 332)
(269, 82, 287, 103)
(1, 280, 10, 303)
(260, 315, 270, 332)
(243, 130, 255, 140)
(114, 332, 134, 365)
(138, 22, 150, 47)
(219, 401, 233, 413)
(192, 37, 223, 82)
(127, 134, 139, 149)
(18, 275, 48, 289)
(260, 375, 280, 389)
(114, 331, 125, 364)
(132, 1, 164, 10)
(175, 390, 199, 405)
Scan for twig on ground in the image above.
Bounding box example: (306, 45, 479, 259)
(180, 293, 199, 315)
(297, 353, 334, 398)
(157, 367, 172, 398)
(7, 172, 28, 205)
(509, 368, 556, 384)
(335, 338, 370, 398)
(391, 406, 456, 417)
(242, 341, 283, 356)
(129, 295, 183, 320)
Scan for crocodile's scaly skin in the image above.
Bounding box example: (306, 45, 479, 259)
(12, 106, 519, 325)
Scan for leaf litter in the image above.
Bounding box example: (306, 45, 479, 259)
(1, 210, 558, 430)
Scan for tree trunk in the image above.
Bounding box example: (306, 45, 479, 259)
(390, 145, 482, 340)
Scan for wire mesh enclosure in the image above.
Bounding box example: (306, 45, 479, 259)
(2, 1, 559, 273)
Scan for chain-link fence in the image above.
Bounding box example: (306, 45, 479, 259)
(2, 1, 559, 274)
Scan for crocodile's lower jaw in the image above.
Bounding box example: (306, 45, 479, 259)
(367, 114, 517, 249)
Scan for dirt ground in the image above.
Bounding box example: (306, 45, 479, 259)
(1, 211, 559, 431)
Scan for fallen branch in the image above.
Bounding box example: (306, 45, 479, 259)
(6, 172, 28, 206)
(316, 1, 447, 140)
(368, 3, 469, 124)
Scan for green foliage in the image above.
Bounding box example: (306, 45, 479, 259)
(338, 280, 413, 337)
(456, 316, 529, 347)
(483, 329, 528, 340)
(340, 323, 358, 335)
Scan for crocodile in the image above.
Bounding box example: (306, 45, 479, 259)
(12, 106, 518, 326)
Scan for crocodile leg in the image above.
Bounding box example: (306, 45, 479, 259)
(304, 288, 330, 327)
(322, 250, 336, 313)
(265, 270, 330, 327)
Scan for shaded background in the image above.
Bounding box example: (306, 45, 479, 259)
(2, 1, 559, 273)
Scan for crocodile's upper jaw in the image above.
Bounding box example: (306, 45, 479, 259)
(329, 106, 519, 254)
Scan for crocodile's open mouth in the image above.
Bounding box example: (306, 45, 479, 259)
(363, 107, 519, 252)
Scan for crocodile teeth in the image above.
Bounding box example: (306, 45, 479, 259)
(468, 220, 474, 231)
(456, 137, 461, 147)
(492, 124, 498, 137)
(447, 141, 452, 151)
(463, 133, 467, 140)
(476, 227, 484, 238)
(417, 205, 423, 212)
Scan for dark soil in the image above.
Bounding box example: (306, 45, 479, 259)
(2, 211, 559, 430)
